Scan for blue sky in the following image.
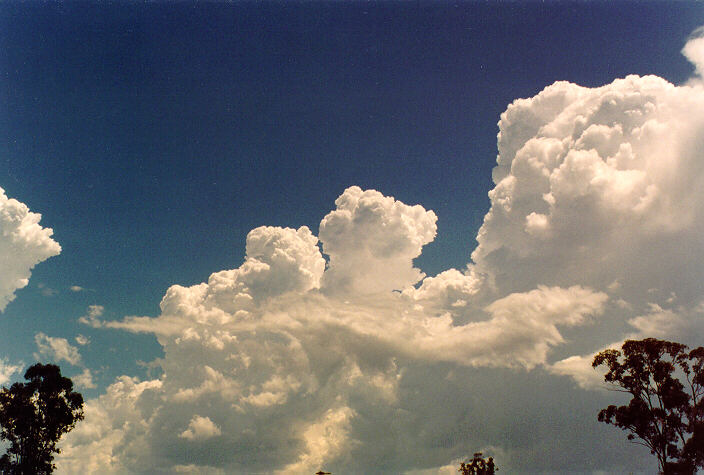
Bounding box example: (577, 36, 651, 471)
(2, 2, 704, 473)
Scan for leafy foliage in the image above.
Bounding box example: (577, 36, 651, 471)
(459, 452, 497, 474)
(0, 363, 84, 474)
(593, 338, 704, 474)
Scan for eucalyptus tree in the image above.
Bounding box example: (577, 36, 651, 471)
(593, 338, 704, 474)
(0, 363, 84, 474)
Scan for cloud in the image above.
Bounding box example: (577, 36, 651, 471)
(38, 282, 58, 297)
(0, 188, 61, 311)
(60, 30, 704, 474)
(65, 190, 607, 473)
(179, 416, 222, 441)
(78, 305, 105, 327)
(279, 407, 356, 474)
(550, 301, 704, 389)
(75, 334, 90, 346)
(34, 333, 82, 366)
(57, 377, 163, 474)
(472, 73, 704, 308)
(0, 358, 22, 386)
(549, 353, 609, 390)
(73, 368, 96, 390)
(683, 27, 704, 81)
(319, 186, 437, 294)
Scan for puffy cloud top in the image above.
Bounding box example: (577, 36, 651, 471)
(0, 188, 61, 311)
(203, 225, 325, 314)
(179, 416, 222, 441)
(320, 186, 437, 294)
(473, 74, 704, 306)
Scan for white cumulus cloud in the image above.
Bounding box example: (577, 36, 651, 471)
(179, 415, 222, 441)
(683, 27, 704, 82)
(59, 29, 704, 474)
(320, 186, 437, 294)
(63, 187, 608, 473)
(0, 358, 21, 386)
(73, 368, 96, 389)
(35, 333, 82, 366)
(0, 187, 61, 311)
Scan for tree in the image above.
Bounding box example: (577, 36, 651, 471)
(0, 363, 84, 474)
(592, 338, 704, 474)
(458, 452, 498, 474)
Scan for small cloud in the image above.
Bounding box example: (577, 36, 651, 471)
(73, 368, 96, 389)
(0, 358, 22, 386)
(37, 283, 58, 297)
(34, 332, 82, 365)
(683, 26, 704, 80)
(179, 416, 221, 441)
(75, 334, 90, 346)
(607, 280, 620, 292)
(70, 285, 85, 292)
(78, 305, 105, 327)
(627, 305, 685, 339)
(550, 353, 609, 390)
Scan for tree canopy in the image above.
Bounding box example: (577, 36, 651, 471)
(458, 452, 497, 474)
(0, 363, 84, 474)
(593, 338, 704, 474)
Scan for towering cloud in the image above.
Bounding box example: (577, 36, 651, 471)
(58, 185, 607, 473)
(477, 73, 704, 302)
(0, 188, 61, 311)
(59, 30, 704, 474)
(319, 186, 438, 294)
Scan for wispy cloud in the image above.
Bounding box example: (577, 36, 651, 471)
(77, 305, 105, 327)
(37, 283, 58, 297)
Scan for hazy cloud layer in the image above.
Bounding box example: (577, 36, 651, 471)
(0, 188, 61, 311)
(58, 32, 704, 474)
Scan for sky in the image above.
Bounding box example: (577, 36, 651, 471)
(1, 2, 704, 473)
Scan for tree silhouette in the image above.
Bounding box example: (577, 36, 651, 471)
(0, 363, 84, 474)
(459, 452, 498, 474)
(593, 338, 704, 474)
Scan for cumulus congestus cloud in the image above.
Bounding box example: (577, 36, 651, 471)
(0, 188, 61, 311)
(59, 188, 605, 474)
(474, 73, 704, 307)
(59, 32, 704, 473)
